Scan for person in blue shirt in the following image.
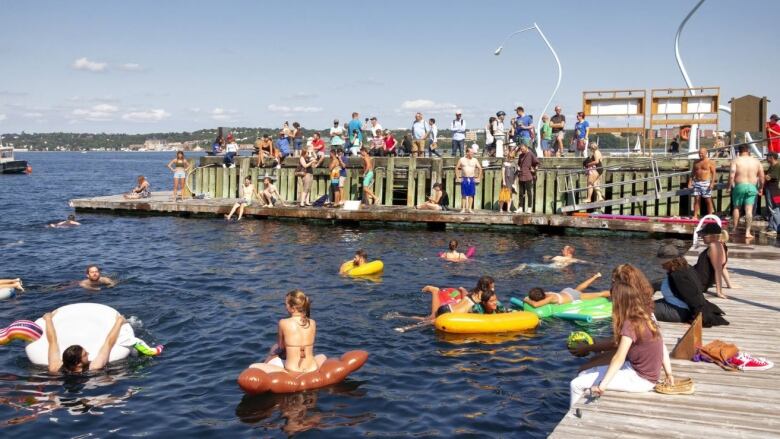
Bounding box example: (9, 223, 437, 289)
(348, 112, 363, 146)
(513, 106, 534, 149)
(275, 132, 291, 159)
(574, 112, 590, 157)
(211, 135, 224, 155)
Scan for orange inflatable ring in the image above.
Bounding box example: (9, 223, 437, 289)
(680, 126, 691, 141)
(237, 350, 368, 395)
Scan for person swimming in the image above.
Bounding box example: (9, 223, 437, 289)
(249, 290, 327, 375)
(440, 239, 468, 262)
(523, 273, 609, 307)
(339, 249, 368, 274)
(79, 265, 117, 291)
(429, 275, 495, 319)
(43, 310, 126, 375)
(49, 214, 81, 228)
(543, 245, 588, 267)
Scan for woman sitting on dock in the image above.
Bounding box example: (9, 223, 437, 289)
(167, 151, 191, 201)
(249, 290, 327, 375)
(123, 175, 151, 199)
(225, 177, 255, 221)
(654, 256, 728, 327)
(260, 176, 281, 207)
(416, 183, 448, 211)
(569, 264, 675, 408)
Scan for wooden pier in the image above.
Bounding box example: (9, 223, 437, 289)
(552, 244, 780, 438)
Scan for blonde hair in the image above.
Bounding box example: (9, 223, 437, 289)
(286, 289, 311, 327)
(610, 264, 658, 345)
(719, 230, 729, 243)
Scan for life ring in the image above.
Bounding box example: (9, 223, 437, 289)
(237, 350, 369, 395)
(680, 126, 691, 141)
(8, 303, 163, 366)
(0, 287, 16, 300)
(434, 311, 539, 334)
(340, 260, 384, 276)
(513, 297, 613, 323)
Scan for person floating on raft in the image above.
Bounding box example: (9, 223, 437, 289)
(43, 310, 125, 375)
(239, 290, 368, 394)
(523, 272, 609, 307)
(0, 278, 24, 292)
(422, 275, 495, 319)
(339, 249, 383, 276)
(439, 239, 476, 262)
(470, 289, 511, 314)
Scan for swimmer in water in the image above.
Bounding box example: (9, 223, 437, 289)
(523, 272, 609, 307)
(0, 278, 24, 291)
(43, 310, 126, 374)
(440, 239, 468, 262)
(339, 249, 367, 274)
(426, 275, 495, 319)
(249, 290, 327, 375)
(49, 214, 81, 228)
(79, 265, 117, 291)
(543, 245, 588, 267)
(470, 289, 511, 314)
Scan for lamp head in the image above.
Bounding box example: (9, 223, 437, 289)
(494, 46, 503, 56)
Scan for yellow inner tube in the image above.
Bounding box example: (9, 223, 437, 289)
(434, 311, 539, 334)
(340, 260, 384, 276)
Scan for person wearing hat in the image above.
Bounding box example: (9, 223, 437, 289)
(223, 133, 239, 168)
(492, 111, 507, 158)
(693, 222, 732, 299)
(329, 119, 345, 150)
(766, 114, 780, 154)
(369, 117, 383, 138)
(451, 111, 466, 157)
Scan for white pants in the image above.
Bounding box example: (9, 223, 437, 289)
(569, 362, 654, 408)
(495, 138, 505, 158)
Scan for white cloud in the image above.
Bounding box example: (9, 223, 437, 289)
(210, 107, 238, 121)
(400, 99, 458, 113)
(0, 114, 6, 121)
(119, 63, 143, 71)
(189, 107, 201, 113)
(284, 91, 319, 100)
(70, 104, 119, 121)
(72, 57, 107, 72)
(122, 109, 170, 122)
(22, 112, 44, 119)
(267, 104, 323, 113)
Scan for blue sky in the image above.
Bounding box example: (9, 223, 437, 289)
(0, 0, 776, 133)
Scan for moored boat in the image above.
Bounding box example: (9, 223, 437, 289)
(0, 146, 28, 174)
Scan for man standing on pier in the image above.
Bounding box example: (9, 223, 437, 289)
(451, 111, 466, 157)
(550, 106, 566, 157)
(456, 147, 482, 213)
(688, 147, 717, 219)
(411, 113, 427, 158)
(729, 144, 765, 238)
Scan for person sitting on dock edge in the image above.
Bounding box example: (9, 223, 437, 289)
(226, 177, 256, 221)
(123, 175, 150, 199)
(416, 182, 449, 211)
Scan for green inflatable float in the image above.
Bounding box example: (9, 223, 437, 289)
(509, 297, 612, 323)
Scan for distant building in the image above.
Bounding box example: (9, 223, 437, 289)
(143, 139, 168, 150)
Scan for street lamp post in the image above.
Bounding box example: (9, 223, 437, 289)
(495, 23, 562, 156)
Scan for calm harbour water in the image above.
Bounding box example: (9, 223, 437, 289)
(1, 152, 670, 438)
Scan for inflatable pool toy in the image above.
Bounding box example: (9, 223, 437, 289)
(567, 331, 594, 349)
(0, 320, 42, 344)
(434, 311, 539, 334)
(438, 246, 477, 259)
(340, 260, 384, 276)
(0, 288, 16, 300)
(1, 303, 163, 366)
(237, 350, 369, 395)
(512, 297, 613, 323)
(437, 287, 462, 307)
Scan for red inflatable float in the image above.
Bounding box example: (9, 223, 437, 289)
(238, 350, 368, 395)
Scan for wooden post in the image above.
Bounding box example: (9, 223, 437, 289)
(431, 158, 443, 188)
(207, 167, 215, 197)
(482, 170, 494, 210)
(228, 166, 237, 198)
(194, 167, 203, 195)
(416, 169, 426, 206)
(375, 168, 385, 205)
(216, 167, 224, 198)
(384, 157, 395, 206)
(286, 168, 295, 203)
(445, 169, 455, 210)
(492, 169, 502, 211)
(544, 170, 555, 214)
(534, 171, 545, 213)
(474, 173, 483, 211)
(406, 159, 417, 207)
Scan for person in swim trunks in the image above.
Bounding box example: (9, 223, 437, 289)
(43, 310, 126, 375)
(79, 265, 116, 291)
(456, 147, 482, 213)
(426, 275, 495, 319)
(360, 147, 379, 205)
(523, 272, 609, 307)
(249, 290, 327, 375)
(729, 144, 765, 238)
(687, 147, 717, 219)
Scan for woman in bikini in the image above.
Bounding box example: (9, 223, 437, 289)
(250, 290, 327, 375)
(523, 272, 610, 307)
(166, 151, 190, 201)
(440, 239, 468, 262)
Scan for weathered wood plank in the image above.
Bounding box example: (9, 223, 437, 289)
(415, 169, 426, 207)
(445, 169, 455, 210)
(384, 157, 395, 206)
(406, 159, 417, 207)
(374, 168, 385, 205)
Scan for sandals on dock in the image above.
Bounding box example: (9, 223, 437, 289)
(654, 376, 694, 395)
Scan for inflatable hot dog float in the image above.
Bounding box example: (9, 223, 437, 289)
(237, 350, 368, 395)
(1, 303, 163, 365)
(434, 311, 539, 334)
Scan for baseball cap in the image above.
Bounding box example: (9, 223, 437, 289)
(496, 111, 506, 117)
(333, 118, 339, 123)
(770, 114, 779, 121)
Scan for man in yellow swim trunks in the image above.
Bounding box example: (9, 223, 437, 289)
(729, 144, 765, 238)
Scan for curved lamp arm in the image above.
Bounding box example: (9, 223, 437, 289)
(495, 23, 562, 156)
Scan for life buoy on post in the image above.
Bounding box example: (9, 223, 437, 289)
(680, 125, 691, 141)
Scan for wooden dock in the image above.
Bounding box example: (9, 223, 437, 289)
(71, 191, 733, 236)
(551, 244, 780, 438)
